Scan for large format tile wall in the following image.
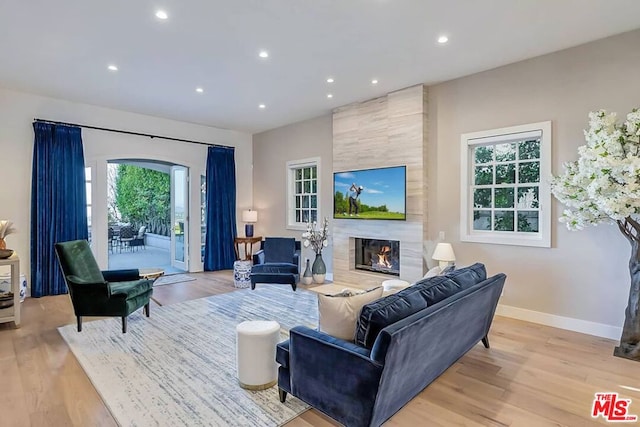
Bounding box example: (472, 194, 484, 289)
(332, 85, 427, 286)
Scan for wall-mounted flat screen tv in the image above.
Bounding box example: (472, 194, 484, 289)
(333, 165, 406, 220)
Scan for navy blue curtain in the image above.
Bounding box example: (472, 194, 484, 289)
(204, 146, 237, 271)
(31, 122, 88, 297)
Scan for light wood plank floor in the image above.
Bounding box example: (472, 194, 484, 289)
(1, 271, 638, 426)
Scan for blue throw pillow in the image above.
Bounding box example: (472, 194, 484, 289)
(443, 263, 486, 289)
(355, 285, 430, 348)
(415, 262, 487, 305)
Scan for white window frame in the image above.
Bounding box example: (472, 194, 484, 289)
(200, 174, 206, 263)
(85, 166, 92, 244)
(460, 121, 551, 247)
(286, 157, 321, 230)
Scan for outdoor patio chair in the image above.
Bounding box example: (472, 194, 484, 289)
(54, 239, 153, 333)
(108, 227, 115, 253)
(129, 226, 147, 251)
(119, 225, 135, 252)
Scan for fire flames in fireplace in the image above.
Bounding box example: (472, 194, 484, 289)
(374, 245, 393, 269)
(355, 238, 400, 276)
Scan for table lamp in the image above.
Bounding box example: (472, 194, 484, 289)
(432, 242, 456, 270)
(242, 210, 258, 237)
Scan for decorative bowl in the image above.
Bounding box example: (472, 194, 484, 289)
(0, 249, 14, 259)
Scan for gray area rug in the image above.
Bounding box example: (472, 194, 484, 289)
(153, 273, 196, 286)
(59, 285, 319, 426)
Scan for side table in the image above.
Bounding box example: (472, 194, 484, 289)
(139, 268, 165, 281)
(233, 260, 252, 288)
(0, 254, 21, 327)
(234, 236, 262, 261)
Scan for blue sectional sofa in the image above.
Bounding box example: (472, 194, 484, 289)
(276, 263, 506, 427)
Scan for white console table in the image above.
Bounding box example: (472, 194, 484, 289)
(0, 254, 21, 327)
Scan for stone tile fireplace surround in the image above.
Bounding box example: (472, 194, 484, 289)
(332, 85, 427, 287)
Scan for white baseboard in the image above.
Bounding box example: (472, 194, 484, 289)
(496, 303, 622, 340)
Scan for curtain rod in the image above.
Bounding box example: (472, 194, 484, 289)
(33, 118, 233, 149)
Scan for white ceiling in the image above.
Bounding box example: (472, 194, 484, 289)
(1, 1, 640, 134)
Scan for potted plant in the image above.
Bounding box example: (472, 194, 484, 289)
(302, 218, 329, 283)
(0, 220, 17, 251)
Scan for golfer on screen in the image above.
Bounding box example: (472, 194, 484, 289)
(348, 183, 363, 216)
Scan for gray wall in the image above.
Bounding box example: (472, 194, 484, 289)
(252, 29, 640, 336)
(252, 114, 333, 274)
(428, 29, 640, 335)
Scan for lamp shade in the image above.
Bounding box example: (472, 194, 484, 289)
(432, 243, 455, 262)
(242, 210, 258, 223)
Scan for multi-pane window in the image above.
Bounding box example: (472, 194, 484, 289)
(472, 139, 541, 232)
(460, 122, 551, 247)
(287, 158, 320, 229)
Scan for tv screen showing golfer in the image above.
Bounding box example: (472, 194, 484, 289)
(333, 166, 406, 220)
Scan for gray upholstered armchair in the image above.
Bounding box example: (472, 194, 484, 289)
(250, 237, 301, 291)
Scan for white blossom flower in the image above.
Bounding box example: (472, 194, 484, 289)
(551, 108, 640, 230)
(302, 217, 329, 254)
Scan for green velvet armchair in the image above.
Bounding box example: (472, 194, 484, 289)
(54, 239, 154, 333)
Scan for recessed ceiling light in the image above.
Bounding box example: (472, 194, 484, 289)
(327, 94, 333, 99)
(155, 10, 168, 20)
(371, 79, 378, 85)
(107, 64, 118, 71)
(438, 35, 449, 44)
(259, 50, 269, 59)
(196, 87, 204, 93)
(326, 78, 334, 83)
(259, 104, 266, 109)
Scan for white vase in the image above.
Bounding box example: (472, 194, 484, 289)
(301, 259, 313, 285)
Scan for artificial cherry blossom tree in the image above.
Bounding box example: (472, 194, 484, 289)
(551, 108, 640, 360)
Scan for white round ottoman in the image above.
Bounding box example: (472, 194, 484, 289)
(236, 320, 281, 390)
(233, 260, 252, 288)
(382, 279, 412, 293)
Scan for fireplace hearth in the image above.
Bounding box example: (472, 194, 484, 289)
(354, 238, 400, 276)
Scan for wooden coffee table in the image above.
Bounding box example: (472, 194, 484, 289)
(139, 268, 165, 281)
(307, 284, 363, 296)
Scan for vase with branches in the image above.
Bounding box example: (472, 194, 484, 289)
(551, 108, 640, 360)
(302, 218, 329, 283)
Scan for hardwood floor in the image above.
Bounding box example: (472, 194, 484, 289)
(150, 270, 237, 306)
(1, 271, 638, 426)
